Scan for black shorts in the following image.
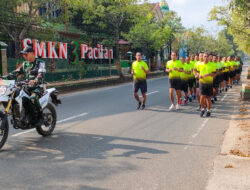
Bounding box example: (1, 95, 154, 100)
(195, 79, 199, 88)
(169, 78, 181, 90)
(235, 69, 240, 74)
(229, 71, 236, 78)
(223, 72, 229, 81)
(181, 80, 188, 93)
(133, 80, 147, 94)
(213, 76, 219, 88)
(199, 83, 213, 96)
(188, 78, 195, 88)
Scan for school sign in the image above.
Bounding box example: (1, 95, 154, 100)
(23, 38, 114, 64)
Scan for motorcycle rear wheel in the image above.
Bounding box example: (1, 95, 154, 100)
(36, 103, 57, 137)
(0, 111, 9, 150)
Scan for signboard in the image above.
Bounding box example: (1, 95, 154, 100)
(22, 38, 113, 64)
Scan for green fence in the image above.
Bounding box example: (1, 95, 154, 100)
(7, 58, 118, 82)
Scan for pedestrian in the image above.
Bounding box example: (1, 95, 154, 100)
(131, 52, 150, 110)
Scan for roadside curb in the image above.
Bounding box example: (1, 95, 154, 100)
(47, 71, 167, 93)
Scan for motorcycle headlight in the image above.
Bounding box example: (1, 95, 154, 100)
(0, 86, 7, 96)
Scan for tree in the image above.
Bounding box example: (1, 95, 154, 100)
(67, 0, 138, 60)
(209, 0, 250, 55)
(0, 0, 59, 58)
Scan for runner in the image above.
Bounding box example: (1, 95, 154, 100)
(131, 52, 150, 110)
(193, 52, 204, 111)
(166, 51, 183, 110)
(199, 53, 216, 117)
(211, 54, 219, 103)
(189, 54, 196, 100)
(179, 57, 189, 105)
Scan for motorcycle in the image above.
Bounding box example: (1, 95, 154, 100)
(0, 78, 61, 150)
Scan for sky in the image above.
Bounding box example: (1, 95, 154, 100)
(149, 0, 227, 35)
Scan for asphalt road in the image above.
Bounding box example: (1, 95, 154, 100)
(0, 76, 240, 190)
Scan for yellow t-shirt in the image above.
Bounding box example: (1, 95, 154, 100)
(166, 60, 183, 79)
(199, 63, 216, 84)
(132, 61, 149, 81)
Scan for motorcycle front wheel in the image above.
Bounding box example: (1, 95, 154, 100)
(36, 103, 57, 137)
(0, 111, 9, 150)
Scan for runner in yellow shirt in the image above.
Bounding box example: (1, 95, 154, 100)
(199, 53, 216, 117)
(189, 54, 197, 100)
(180, 57, 190, 105)
(131, 52, 150, 110)
(166, 51, 183, 110)
(193, 52, 204, 111)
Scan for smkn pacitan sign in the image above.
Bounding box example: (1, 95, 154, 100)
(22, 38, 113, 64)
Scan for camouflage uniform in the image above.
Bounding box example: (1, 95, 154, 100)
(17, 59, 46, 101)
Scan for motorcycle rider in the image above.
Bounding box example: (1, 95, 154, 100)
(16, 46, 46, 126)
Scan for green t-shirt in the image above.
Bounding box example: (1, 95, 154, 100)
(223, 61, 230, 72)
(199, 63, 216, 84)
(180, 63, 190, 80)
(166, 60, 183, 79)
(132, 61, 149, 81)
(184, 63, 194, 79)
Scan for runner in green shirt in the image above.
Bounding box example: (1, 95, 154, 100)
(199, 53, 216, 117)
(166, 51, 183, 110)
(131, 52, 150, 110)
(180, 57, 190, 105)
(189, 54, 197, 100)
(193, 52, 204, 111)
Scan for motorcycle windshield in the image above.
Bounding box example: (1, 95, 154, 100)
(0, 80, 15, 86)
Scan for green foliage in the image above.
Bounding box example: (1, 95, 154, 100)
(209, 0, 250, 55)
(186, 27, 236, 56)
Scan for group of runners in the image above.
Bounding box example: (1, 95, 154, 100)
(166, 51, 242, 117)
(131, 51, 243, 117)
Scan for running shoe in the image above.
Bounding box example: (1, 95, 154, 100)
(184, 99, 188, 105)
(169, 104, 175, 110)
(200, 109, 205, 117)
(197, 105, 201, 111)
(206, 111, 211, 117)
(178, 99, 182, 105)
(176, 104, 180, 110)
(141, 104, 145, 110)
(211, 98, 215, 104)
(137, 102, 142, 110)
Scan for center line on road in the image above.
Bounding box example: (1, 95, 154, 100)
(12, 112, 88, 137)
(184, 118, 209, 150)
(139, 91, 159, 98)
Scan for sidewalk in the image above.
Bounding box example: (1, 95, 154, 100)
(47, 70, 167, 93)
(206, 63, 250, 190)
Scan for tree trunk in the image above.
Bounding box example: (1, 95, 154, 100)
(114, 22, 120, 62)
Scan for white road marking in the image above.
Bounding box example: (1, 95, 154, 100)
(184, 118, 209, 150)
(220, 94, 227, 102)
(57, 113, 88, 124)
(139, 91, 159, 98)
(185, 93, 228, 150)
(12, 112, 88, 137)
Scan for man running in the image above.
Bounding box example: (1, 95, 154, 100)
(199, 53, 216, 117)
(166, 51, 183, 110)
(131, 52, 150, 110)
(193, 52, 204, 110)
(179, 57, 189, 105)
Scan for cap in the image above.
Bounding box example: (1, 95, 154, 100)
(20, 46, 34, 54)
